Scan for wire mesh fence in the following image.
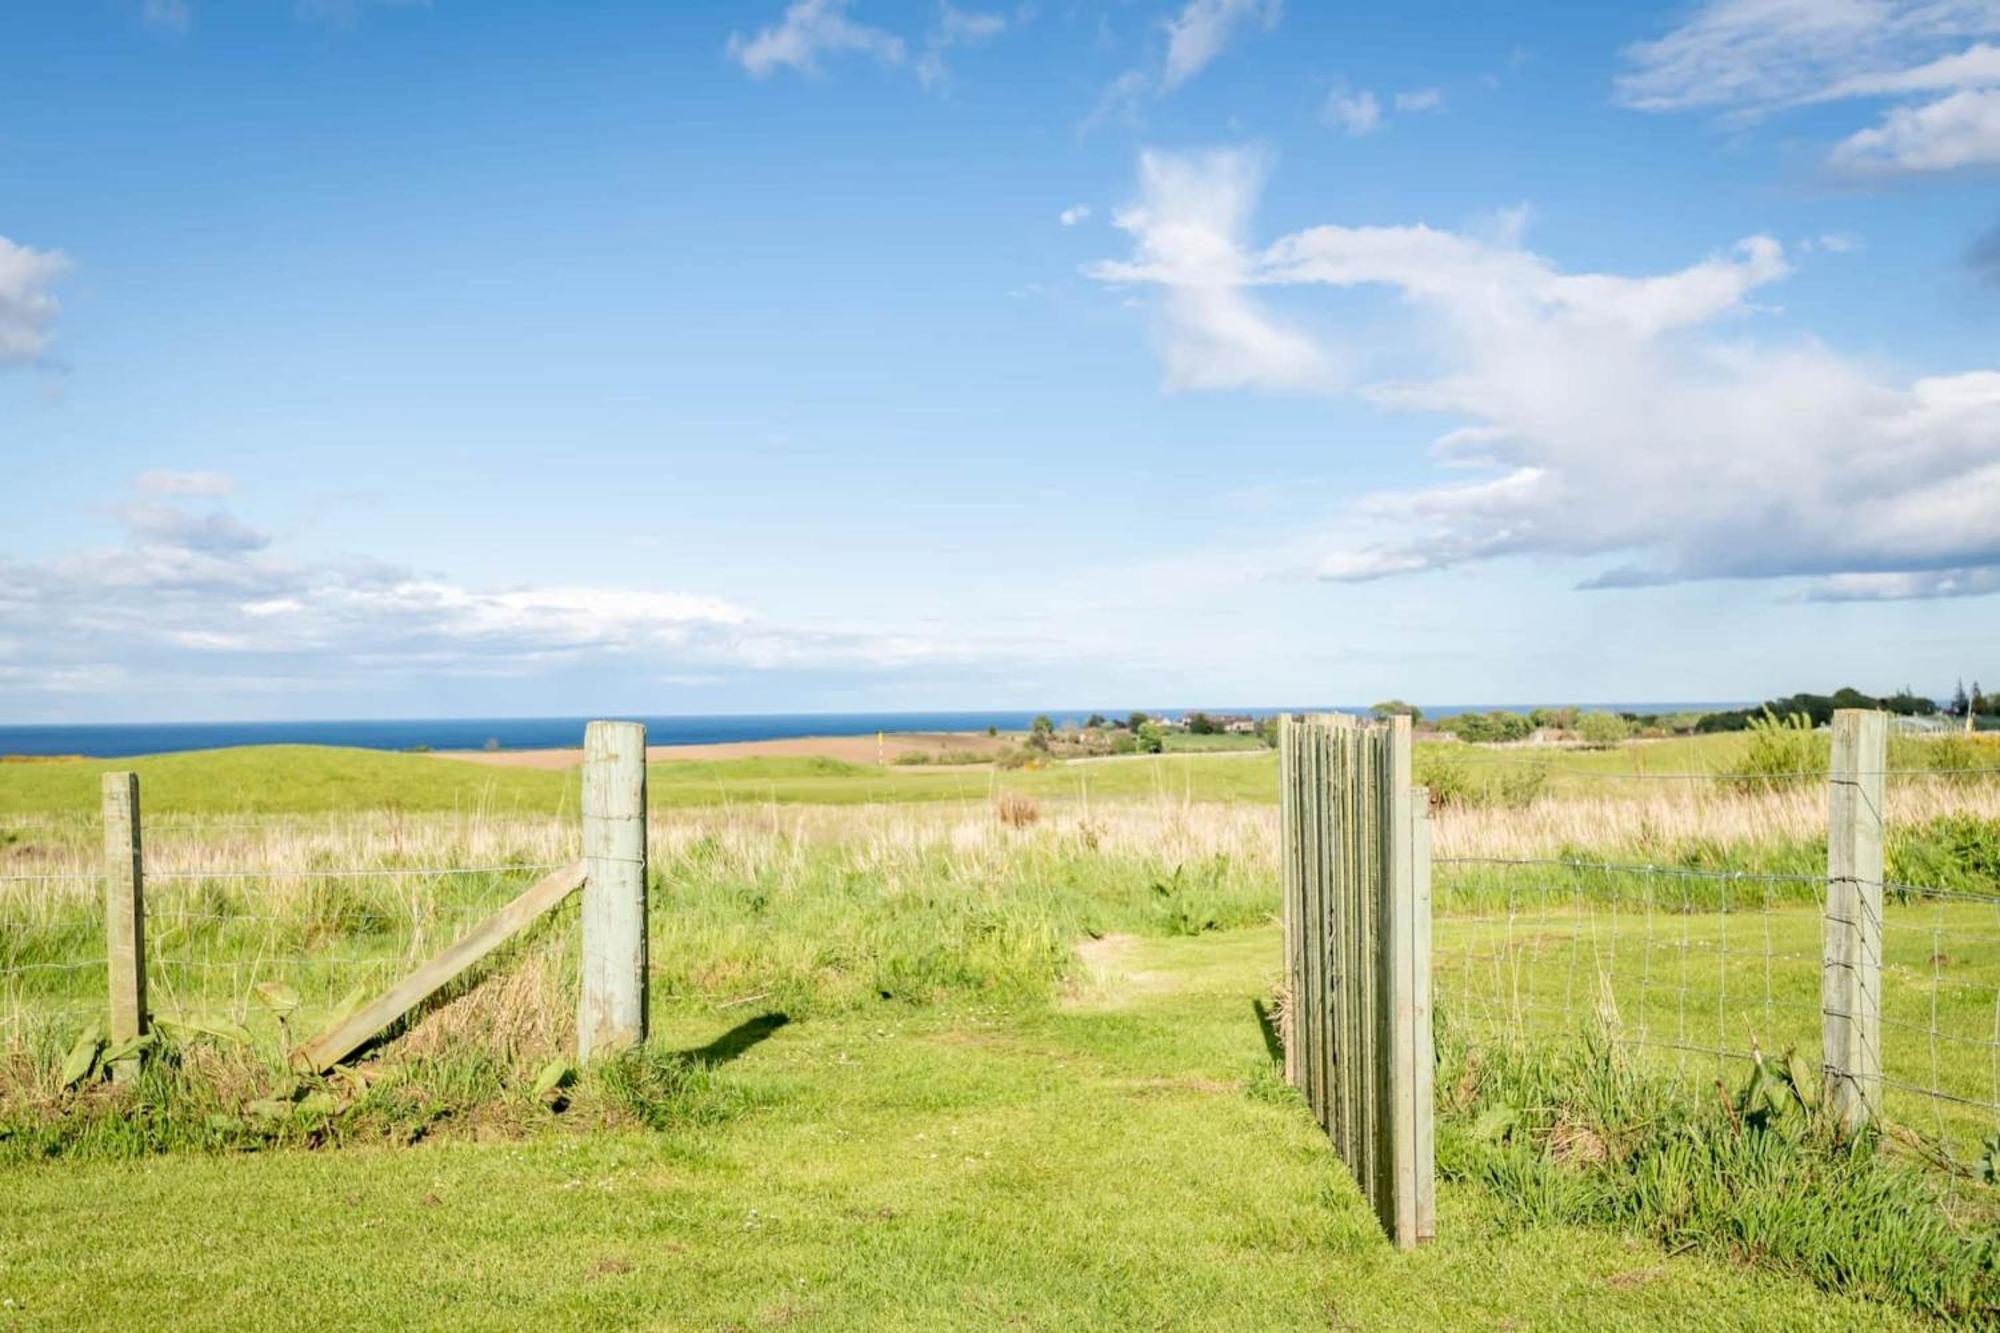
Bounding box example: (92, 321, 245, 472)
(1426, 732, 2000, 1180)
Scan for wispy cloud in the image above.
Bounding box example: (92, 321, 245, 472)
(1394, 86, 1445, 113)
(1617, 0, 2000, 176)
(1058, 204, 1092, 227)
(728, 0, 1016, 89)
(727, 0, 907, 78)
(0, 235, 68, 367)
(136, 470, 236, 498)
(1092, 147, 2000, 600)
(1162, 0, 1283, 91)
(1322, 86, 1382, 136)
(917, 2, 1009, 88)
(0, 480, 1047, 706)
(1084, 0, 1281, 133)
(141, 0, 191, 32)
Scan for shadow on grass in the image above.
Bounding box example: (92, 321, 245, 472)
(673, 1012, 790, 1069)
(1251, 999, 1283, 1063)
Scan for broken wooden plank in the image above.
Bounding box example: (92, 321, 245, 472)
(291, 861, 585, 1073)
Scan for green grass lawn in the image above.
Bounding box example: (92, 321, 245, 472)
(0, 930, 1920, 1332)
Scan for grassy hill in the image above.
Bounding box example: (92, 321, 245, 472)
(0, 733, 1804, 817)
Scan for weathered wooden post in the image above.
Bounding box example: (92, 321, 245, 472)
(101, 772, 147, 1077)
(1824, 709, 1885, 1132)
(1381, 714, 1420, 1249)
(1411, 783, 1435, 1244)
(579, 720, 647, 1062)
(1278, 715, 1301, 1087)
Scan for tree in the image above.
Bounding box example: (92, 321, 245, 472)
(1370, 699, 1422, 723)
(1187, 712, 1217, 734)
(1084, 713, 1107, 730)
(1127, 711, 1149, 732)
(1135, 721, 1165, 754)
(1974, 682, 1992, 717)
(1952, 680, 1971, 718)
(1031, 714, 1054, 736)
(1576, 711, 1630, 747)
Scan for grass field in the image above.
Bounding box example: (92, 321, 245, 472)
(6, 738, 2000, 1327)
(0, 930, 1934, 1331)
(0, 730, 1798, 817)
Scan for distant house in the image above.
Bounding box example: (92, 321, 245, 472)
(1223, 717, 1258, 734)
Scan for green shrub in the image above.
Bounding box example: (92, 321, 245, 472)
(1724, 711, 1826, 793)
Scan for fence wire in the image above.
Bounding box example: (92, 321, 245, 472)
(1426, 754, 2000, 1181)
(1, 813, 579, 1055)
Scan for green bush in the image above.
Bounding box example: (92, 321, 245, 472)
(1724, 711, 1826, 793)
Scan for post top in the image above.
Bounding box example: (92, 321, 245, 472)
(584, 719, 647, 750)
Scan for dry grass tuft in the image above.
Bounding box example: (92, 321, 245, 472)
(994, 793, 1040, 829)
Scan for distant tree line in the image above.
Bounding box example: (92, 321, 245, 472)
(1949, 681, 1998, 719)
(1694, 687, 1938, 734)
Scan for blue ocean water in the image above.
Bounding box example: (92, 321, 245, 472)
(0, 705, 1743, 759)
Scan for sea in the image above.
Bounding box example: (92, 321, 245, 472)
(0, 705, 1744, 759)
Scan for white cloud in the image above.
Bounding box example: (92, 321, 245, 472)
(1081, 0, 1279, 130)
(0, 235, 69, 367)
(1828, 86, 2000, 170)
(142, 0, 191, 31)
(1091, 147, 2000, 599)
(1617, 0, 2000, 176)
(1394, 87, 1445, 113)
(1322, 87, 1382, 136)
(1059, 204, 1091, 227)
(0, 480, 1038, 704)
(1089, 149, 1334, 392)
(727, 0, 906, 78)
(917, 2, 1009, 88)
(1162, 0, 1283, 90)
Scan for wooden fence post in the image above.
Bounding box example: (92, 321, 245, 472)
(579, 720, 647, 1062)
(1411, 785, 1435, 1244)
(1278, 715, 1301, 1088)
(1382, 715, 1418, 1249)
(1824, 709, 1885, 1132)
(101, 772, 147, 1077)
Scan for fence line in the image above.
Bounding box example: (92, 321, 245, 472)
(1430, 709, 2000, 1176)
(0, 723, 647, 1069)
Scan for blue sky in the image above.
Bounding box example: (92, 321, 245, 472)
(3, 0, 1998, 721)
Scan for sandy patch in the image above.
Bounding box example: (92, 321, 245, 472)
(434, 731, 1009, 771)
